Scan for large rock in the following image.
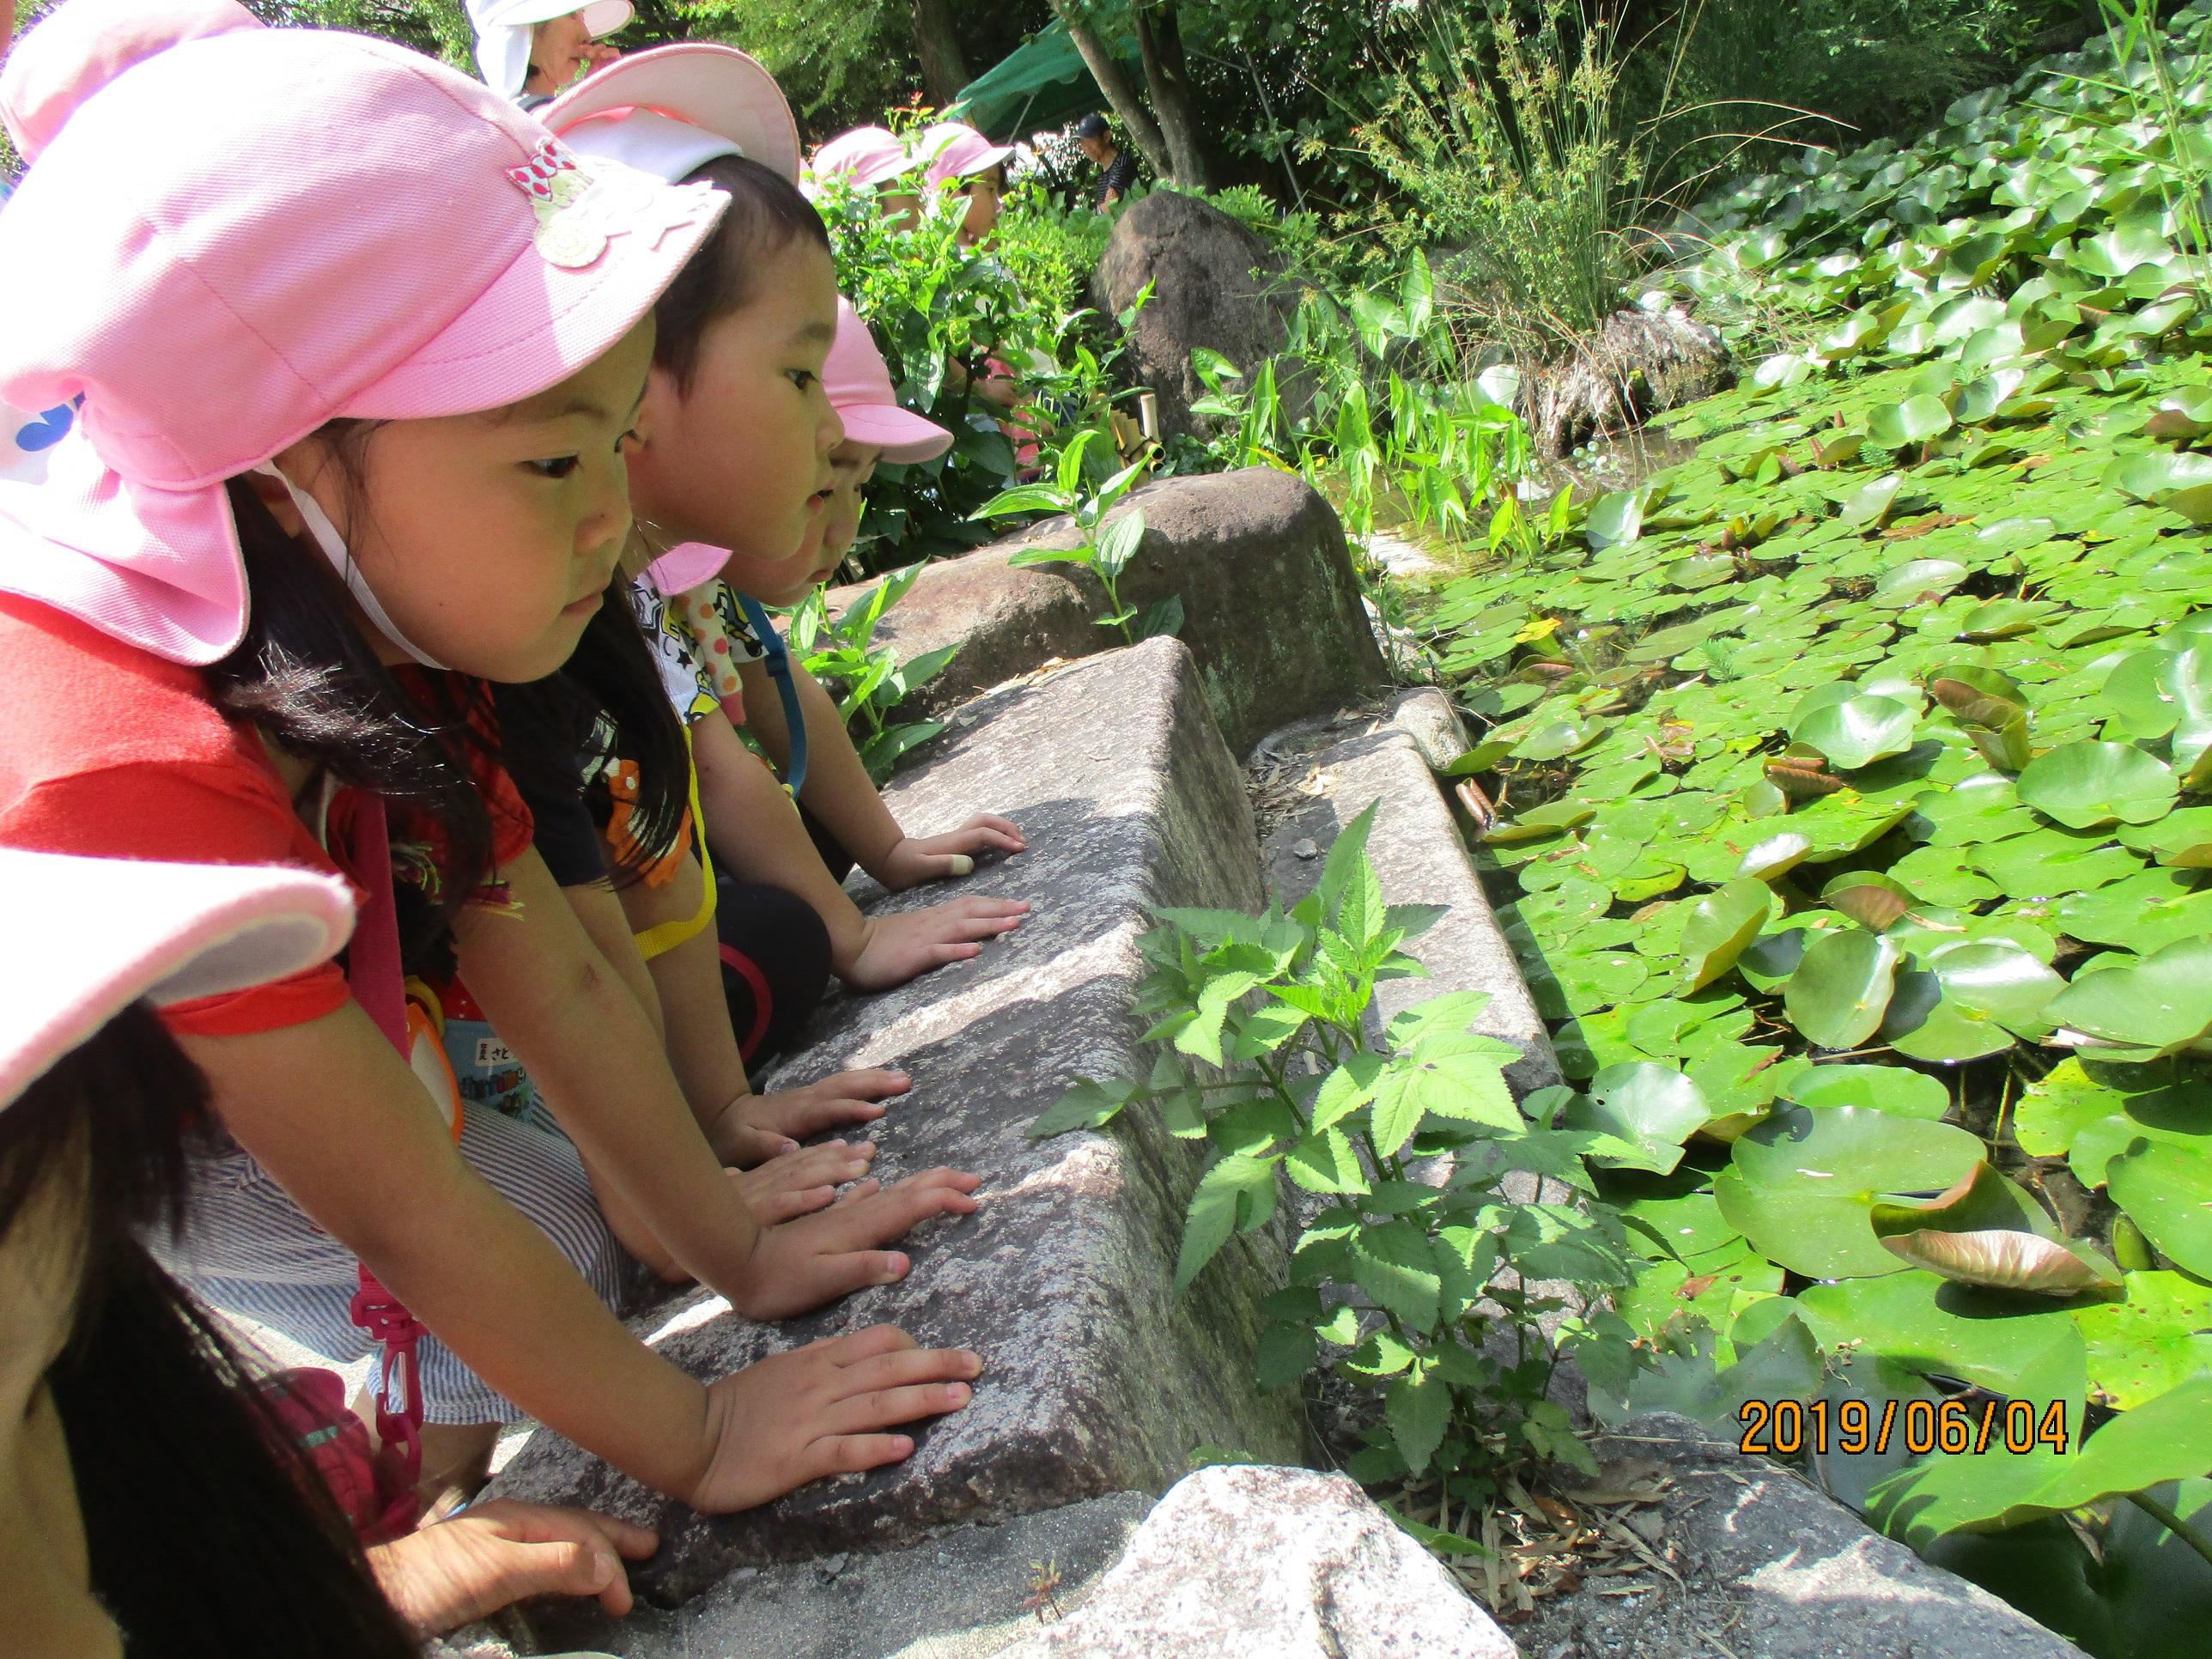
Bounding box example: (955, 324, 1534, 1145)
(1526, 302, 1733, 457)
(1000, 1465, 1517, 1659)
(1090, 190, 1307, 446)
(489, 640, 1304, 1607)
(1516, 1413, 2087, 1658)
(846, 468, 1384, 756)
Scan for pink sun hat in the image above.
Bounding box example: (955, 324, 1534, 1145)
(0, 9, 726, 667)
(466, 0, 634, 100)
(0, 0, 259, 163)
(917, 120, 1012, 190)
(809, 124, 916, 191)
(0, 849, 356, 1111)
(827, 300, 952, 465)
(539, 41, 800, 185)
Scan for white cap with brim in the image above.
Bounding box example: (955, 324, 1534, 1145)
(541, 42, 801, 185)
(0, 850, 356, 1111)
(467, 0, 634, 99)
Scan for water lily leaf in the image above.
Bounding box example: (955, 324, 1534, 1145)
(2120, 805, 2212, 867)
(2017, 741, 2179, 829)
(1838, 473, 1905, 529)
(1869, 394, 1956, 450)
(2103, 649, 2212, 769)
(1820, 870, 1916, 932)
(1790, 693, 1920, 770)
(1881, 967, 2023, 1062)
(2070, 1272, 2212, 1408)
(2147, 387, 2212, 441)
(1874, 559, 1970, 607)
(1676, 878, 1778, 993)
(1716, 1106, 1986, 1279)
(2108, 1139, 2212, 1279)
(2055, 869, 2212, 951)
(1585, 489, 1645, 550)
(1871, 1164, 2119, 1295)
(1784, 1062, 1950, 1119)
(1566, 1063, 1710, 1175)
(1514, 717, 1608, 763)
(2045, 936, 2212, 1057)
(1785, 930, 1902, 1050)
(1925, 940, 2067, 1032)
(2108, 449, 2212, 523)
(1738, 831, 1814, 881)
(1971, 828, 2143, 897)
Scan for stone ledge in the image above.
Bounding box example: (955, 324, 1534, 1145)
(1255, 688, 1560, 1098)
(837, 468, 1384, 755)
(488, 640, 1304, 1609)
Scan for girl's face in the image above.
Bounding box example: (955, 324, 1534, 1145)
(960, 167, 1005, 246)
(0, 1175, 118, 1658)
(810, 440, 884, 588)
(628, 238, 844, 600)
(267, 319, 653, 683)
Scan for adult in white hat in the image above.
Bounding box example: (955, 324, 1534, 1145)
(465, 0, 633, 100)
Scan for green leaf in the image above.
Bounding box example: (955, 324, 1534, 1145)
(1352, 1220, 1443, 1330)
(1585, 488, 1645, 549)
(1784, 1062, 1951, 1119)
(1784, 929, 1902, 1050)
(2108, 1139, 2212, 1279)
(1314, 802, 1380, 923)
(1870, 1163, 2120, 1295)
(1838, 473, 1905, 528)
(1386, 1362, 1452, 1476)
(1869, 393, 1956, 449)
(1567, 1063, 1710, 1175)
(1716, 1106, 1985, 1279)
(2074, 1272, 2212, 1408)
(1174, 1154, 1277, 1293)
(1095, 507, 1147, 580)
(1790, 693, 1920, 770)
(2045, 937, 2212, 1055)
(1255, 1322, 1319, 1390)
(2018, 741, 2179, 829)
(971, 483, 1072, 520)
(1311, 1053, 1386, 1132)
(1385, 991, 1493, 1049)
(1029, 1078, 1137, 1139)
(1285, 1127, 1370, 1195)
(1676, 878, 1778, 992)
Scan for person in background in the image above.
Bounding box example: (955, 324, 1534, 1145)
(465, 0, 629, 101)
(0, 848, 662, 1656)
(807, 122, 922, 229)
(916, 118, 1012, 248)
(1074, 111, 1136, 210)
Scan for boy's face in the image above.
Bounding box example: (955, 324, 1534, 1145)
(628, 238, 843, 601)
(810, 438, 884, 589)
(960, 167, 1004, 246)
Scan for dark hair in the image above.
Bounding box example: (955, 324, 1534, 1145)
(654, 153, 832, 393)
(1074, 112, 1111, 141)
(3, 1006, 419, 1659)
(496, 573, 690, 885)
(208, 468, 499, 968)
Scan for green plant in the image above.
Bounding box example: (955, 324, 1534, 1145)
(970, 426, 1180, 644)
(1029, 806, 1643, 1509)
(1418, 9, 2212, 1648)
(785, 563, 959, 783)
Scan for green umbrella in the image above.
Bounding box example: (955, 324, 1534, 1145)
(942, 17, 1139, 144)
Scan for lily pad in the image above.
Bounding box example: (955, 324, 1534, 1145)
(1789, 693, 1920, 771)
(1785, 930, 1902, 1050)
(1784, 1062, 1952, 1119)
(1567, 1063, 1711, 1175)
(1716, 1106, 1986, 1279)
(2045, 937, 2212, 1058)
(2016, 741, 2179, 829)
(2107, 1139, 2212, 1279)
(1870, 1163, 2119, 1295)
(1675, 878, 1777, 994)
(1869, 394, 1957, 449)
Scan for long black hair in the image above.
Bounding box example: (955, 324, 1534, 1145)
(3, 1005, 419, 1659)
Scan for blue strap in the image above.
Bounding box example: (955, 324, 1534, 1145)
(737, 592, 808, 799)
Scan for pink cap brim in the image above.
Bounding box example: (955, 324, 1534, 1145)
(836, 402, 954, 465)
(540, 43, 800, 185)
(0, 848, 356, 1109)
(646, 540, 732, 595)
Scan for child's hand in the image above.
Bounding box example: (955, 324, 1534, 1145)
(732, 1167, 982, 1319)
(685, 1327, 982, 1513)
(875, 815, 1028, 891)
(711, 1069, 914, 1159)
(368, 1498, 658, 1633)
(841, 897, 1031, 990)
(731, 1139, 878, 1225)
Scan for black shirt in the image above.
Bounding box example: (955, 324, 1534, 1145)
(1094, 151, 1139, 208)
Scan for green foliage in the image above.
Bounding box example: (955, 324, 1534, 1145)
(1030, 806, 1644, 1498)
(784, 562, 957, 782)
(971, 424, 1179, 642)
(1419, 7, 2212, 1647)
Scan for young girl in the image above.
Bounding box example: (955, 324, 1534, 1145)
(0, 848, 659, 1653)
(918, 119, 1012, 249)
(545, 51, 1033, 999)
(0, 3, 977, 1521)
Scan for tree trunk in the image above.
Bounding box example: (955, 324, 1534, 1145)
(1052, 0, 1171, 178)
(911, 0, 972, 109)
(1132, 3, 1213, 188)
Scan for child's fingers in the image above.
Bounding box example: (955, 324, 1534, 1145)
(822, 1067, 910, 1100)
(796, 1432, 917, 1486)
(823, 1379, 974, 1438)
(830, 1176, 884, 1206)
(812, 1323, 921, 1364)
(753, 1185, 836, 1224)
(830, 1343, 985, 1397)
(943, 896, 1031, 919)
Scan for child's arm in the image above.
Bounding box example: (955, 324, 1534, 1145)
(611, 846, 908, 1161)
(740, 655, 1025, 892)
(185, 1007, 982, 1508)
(455, 846, 982, 1315)
(690, 710, 1028, 991)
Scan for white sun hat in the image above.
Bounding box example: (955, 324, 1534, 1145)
(466, 0, 634, 100)
(540, 41, 801, 185)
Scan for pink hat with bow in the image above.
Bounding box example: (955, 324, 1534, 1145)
(0, 848, 356, 1111)
(916, 120, 1012, 191)
(0, 1, 726, 667)
(808, 124, 915, 191)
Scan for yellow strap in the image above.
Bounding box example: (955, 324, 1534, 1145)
(635, 726, 719, 962)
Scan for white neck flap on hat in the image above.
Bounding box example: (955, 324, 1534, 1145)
(251, 464, 449, 671)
